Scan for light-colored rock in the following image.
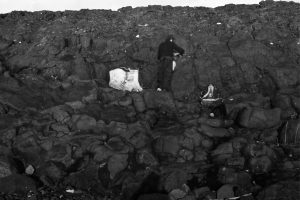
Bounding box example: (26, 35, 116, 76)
(107, 153, 128, 179)
(72, 114, 97, 130)
(217, 184, 235, 199)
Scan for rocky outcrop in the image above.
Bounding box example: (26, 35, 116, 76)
(0, 1, 299, 98)
(0, 1, 300, 200)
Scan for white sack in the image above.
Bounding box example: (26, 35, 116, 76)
(109, 68, 143, 92)
(172, 61, 176, 71)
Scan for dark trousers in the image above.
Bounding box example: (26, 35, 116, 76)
(158, 58, 173, 91)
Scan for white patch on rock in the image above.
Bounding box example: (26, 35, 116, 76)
(109, 68, 143, 92)
(25, 165, 35, 175)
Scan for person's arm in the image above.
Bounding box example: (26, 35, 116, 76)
(173, 43, 185, 56)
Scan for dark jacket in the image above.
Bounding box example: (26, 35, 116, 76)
(157, 40, 184, 60)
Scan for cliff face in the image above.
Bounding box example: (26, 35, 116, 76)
(0, 1, 299, 98)
(0, 1, 300, 200)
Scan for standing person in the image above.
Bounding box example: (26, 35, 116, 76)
(157, 35, 185, 92)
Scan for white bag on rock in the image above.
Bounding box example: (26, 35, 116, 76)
(109, 68, 143, 92)
(172, 61, 176, 71)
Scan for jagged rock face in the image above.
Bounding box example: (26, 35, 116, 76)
(0, 1, 299, 98)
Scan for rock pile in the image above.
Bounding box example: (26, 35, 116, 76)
(0, 1, 299, 200)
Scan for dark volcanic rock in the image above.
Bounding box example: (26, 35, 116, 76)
(0, 174, 36, 194)
(0, 1, 298, 94)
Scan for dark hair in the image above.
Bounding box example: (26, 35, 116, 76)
(166, 35, 175, 41)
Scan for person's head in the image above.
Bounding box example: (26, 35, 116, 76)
(166, 35, 175, 42)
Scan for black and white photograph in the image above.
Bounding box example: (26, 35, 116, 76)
(0, 0, 299, 199)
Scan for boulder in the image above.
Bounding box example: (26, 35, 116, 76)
(71, 114, 97, 131)
(64, 162, 103, 191)
(118, 95, 133, 107)
(13, 133, 44, 166)
(211, 142, 235, 164)
(99, 88, 126, 104)
(169, 188, 190, 200)
(238, 107, 281, 129)
(0, 174, 36, 195)
(126, 131, 150, 149)
(106, 137, 131, 153)
(100, 105, 136, 123)
(199, 124, 232, 138)
(225, 157, 245, 169)
(163, 170, 189, 192)
(107, 153, 128, 179)
(183, 127, 203, 149)
(291, 96, 300, 113)
(0, 157, 13, 178)
(217, 184, 235, 199)
(0, 37, 12, 51)
(198, 117, 234, 128)
(91, 145, 114, 162)
(50, 123, 70, 133)
(0, 128, 16, 147)
(137, 148, 159, 166)
(46, 143, 73, 168)
(194, 148, 208, 162)
(218, 167, 252, 186)
(272, 94, 297, 119)
(6, 54, 34, 73)
(131, 93, 146, 113)
(178, 149, 194, 161)
(154, 135, 180, 157)
(268, 67, 300, 89)
(257, 180, 300, 200)
(259, 129, 278, 144)
(36, 161, 66, 187)
(250, 155, 273, 174)
(106, 121, 128, 137)
(0, 62, 4, 75)
(50, 106, 71, 123)
(143, 90, 176, 112)
(245, 143, 276, 159)
(212, 142, 234, 157)
(279, 119, 300, 145)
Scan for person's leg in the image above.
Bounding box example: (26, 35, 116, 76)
(157, 60, 165, 90)
(162, 60, 173, 91)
